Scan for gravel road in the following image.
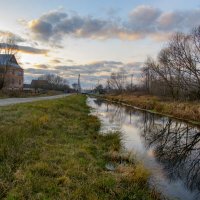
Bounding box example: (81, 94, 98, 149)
(0, 94, 71, 106)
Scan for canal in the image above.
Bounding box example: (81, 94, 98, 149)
(87, 97, 200, 200)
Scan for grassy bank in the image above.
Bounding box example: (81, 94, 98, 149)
(102, 94, 200, 125)
(0, 95, 159, 200)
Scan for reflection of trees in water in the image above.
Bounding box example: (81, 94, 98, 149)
(93, 100, 122, 124)
(93, 99, 104, 107)
(94, 100, 127, 125)
(104, 102, 127, 125)
(142, 112, 200, 193)
(93, 98, 200, 196)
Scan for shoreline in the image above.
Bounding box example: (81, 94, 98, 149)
(91, 94, 200, 127)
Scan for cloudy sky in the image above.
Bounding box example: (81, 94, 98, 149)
(0, 0, 200, 88)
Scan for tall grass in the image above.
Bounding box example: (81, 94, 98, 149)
(0, 95, 159, 199)
(104, 94, 200, 123)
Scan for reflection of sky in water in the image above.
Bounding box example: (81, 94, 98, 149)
(122, 123, 146, 154)
(87, 97, 199, 200)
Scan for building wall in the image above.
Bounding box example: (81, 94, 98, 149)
(4, 66, 24, 90)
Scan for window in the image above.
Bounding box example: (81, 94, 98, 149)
(19, 80, 21, 85)
(12, 79, 14, 85)
(18, 71, 23, 76)
(12, 70, 15, 75)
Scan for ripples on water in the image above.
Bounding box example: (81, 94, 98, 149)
(87, 97, 200, 200)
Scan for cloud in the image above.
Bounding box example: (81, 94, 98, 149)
(157, 9, 200, 31)
(40, 10, 67, 24)
(54, 61, 125, 75)
(0, 30, 49, 54)
(18, 45, 49, 54)
(0, 43, 49, 54)
(26, 6, 200, 42)
(128, 5, 161, 31)
(51, 59, 61, 64)
(25, 67, 59, 75)
(0, 31, 26, 43)
(28, 20, 53, 41)
(35, 64, 49, 69)
(24, 60, 143, 88)
(66, 59, 74, 63)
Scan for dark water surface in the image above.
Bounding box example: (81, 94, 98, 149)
(87, 97, 200, 200)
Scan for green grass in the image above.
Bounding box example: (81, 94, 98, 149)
(0, 95, 159, 200)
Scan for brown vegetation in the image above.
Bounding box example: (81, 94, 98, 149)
(103, 94, 200, 124)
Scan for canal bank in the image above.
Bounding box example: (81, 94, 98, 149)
(96, 94, 200, 126)
(87, 97, 200, 200)
(0, 95, 160, 200)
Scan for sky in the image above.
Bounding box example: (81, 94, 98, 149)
(0, 0, 200, 88)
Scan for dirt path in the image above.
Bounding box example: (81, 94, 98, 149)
(0, 94, 71, 106)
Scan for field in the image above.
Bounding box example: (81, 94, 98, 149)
(0, 95, 159, 200)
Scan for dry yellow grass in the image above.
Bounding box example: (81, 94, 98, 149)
(104, 94, 200, 124)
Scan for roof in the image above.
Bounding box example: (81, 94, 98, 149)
(0, 54, 22, 69)
(31, 80, 49, 88)
(23, 84, 31, 88)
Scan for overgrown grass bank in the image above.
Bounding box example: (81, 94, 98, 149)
(103, 94, 200, 125)
(0, 95, 159, 200)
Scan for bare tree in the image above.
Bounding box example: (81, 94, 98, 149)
(143, 27, 200, 100)
(38, 74, 69, 91)
(108, 70, 127, 93)
(94, 84, 105, 94)
(0, 35, 18, 90)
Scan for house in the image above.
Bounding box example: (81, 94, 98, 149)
(23, 83, 34, 93)
(0, 54, 24, 90)
(31, 80, 49, 93)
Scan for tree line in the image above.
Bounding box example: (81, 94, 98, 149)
(143, 26, 200, 100)
(96, 26, 200, 100)
(37, 74, 71, 92)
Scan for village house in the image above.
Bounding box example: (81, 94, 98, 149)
(0, 54, 24, 90)
(31, 79, 49, 93)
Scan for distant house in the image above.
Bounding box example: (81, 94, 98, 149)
(0, 54, 24, 90)
(23, 83, 33, 92)
(31, 80, 49, 93)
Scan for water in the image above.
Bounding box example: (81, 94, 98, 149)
(87, 97, 200, 200)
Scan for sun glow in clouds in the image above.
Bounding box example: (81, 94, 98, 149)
(0, 0, 199, 87)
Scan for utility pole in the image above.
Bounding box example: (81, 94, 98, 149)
(78, 74, 81, 93)
(131, 74, 133, 91)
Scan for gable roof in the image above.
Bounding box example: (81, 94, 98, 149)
(0, 54, 22, 69)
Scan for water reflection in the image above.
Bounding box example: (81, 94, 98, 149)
(142, 114, 200, 193)
(88, 98, 200, 200)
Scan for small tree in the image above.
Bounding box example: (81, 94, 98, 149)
(94, 84, 105, 94)
(72, 83, 79, 92)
